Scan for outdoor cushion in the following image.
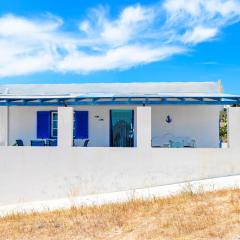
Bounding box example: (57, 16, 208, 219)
(31, 140, 45, 146)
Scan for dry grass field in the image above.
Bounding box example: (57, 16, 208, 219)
(0, 187, 240, 240)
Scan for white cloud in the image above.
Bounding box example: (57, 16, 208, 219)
(163, 0, 240, 18)
(0, 0, 240, 77)
(163, 0, 240, 44)
(78, 5, 155, 47)
(58, 45, 185, 72)
(182, 26, 218, 44)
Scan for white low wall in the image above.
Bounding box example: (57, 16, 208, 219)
(152, 105, 221, 147)
(0, 106, 238, 207)
(0, 147, 240, 206)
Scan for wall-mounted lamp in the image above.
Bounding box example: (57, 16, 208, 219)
(94, 115, 104, 121)
(166, 115, 172, 124)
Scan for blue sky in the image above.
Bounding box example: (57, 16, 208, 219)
(0, 0, 240, 93)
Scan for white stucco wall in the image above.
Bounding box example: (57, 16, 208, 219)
(152, 105, 222, 148)
(228, 107, 240, 149)
(0, 106, 239, 206)
(7, 106, 58, 146)
(5, 105, 221, 147)
(73, 105, 138, 147)
(58, 107, 73, 147)
(6, 106, 138, 147)
(0, 147, 240, 206)
(0, 107, 8, 146)
(137, 106, 151, 148)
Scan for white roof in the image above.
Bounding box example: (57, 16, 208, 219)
(0, 82, 226, 98)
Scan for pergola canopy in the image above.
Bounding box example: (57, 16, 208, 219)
(0, 82, 239, 106)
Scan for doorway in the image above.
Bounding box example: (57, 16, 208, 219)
(110, 110, 134, 147)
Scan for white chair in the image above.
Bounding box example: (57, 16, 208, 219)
(180, 137, 196, 148)
(151, 133, 175, 147)
(169, 140, 184, 148)
(170, 137, 196, 148)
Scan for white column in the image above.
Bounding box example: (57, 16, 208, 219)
(58, 107, 73, 147)
(227, 107, 240, 149)
(0, 106, 9, 146)
(137, 106, 151, 149)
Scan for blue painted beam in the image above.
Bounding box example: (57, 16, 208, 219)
(0, 96, 239, 106)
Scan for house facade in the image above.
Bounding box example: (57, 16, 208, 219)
(0, 81, 240, 206)
(0, 81, 228, 148)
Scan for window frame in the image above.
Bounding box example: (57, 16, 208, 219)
(73, 112, 76, 138)
(50, 111, 77, 139)
(51, 111, 58, 138)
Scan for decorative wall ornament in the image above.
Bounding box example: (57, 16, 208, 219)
(166, 115, 172, 124)
(94, 115, 104, 121)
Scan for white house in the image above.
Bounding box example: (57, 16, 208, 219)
(0, 81, 240, 206)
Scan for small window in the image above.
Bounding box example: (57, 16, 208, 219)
(51, 112, 58, 138)
(49, 111, 86, 139)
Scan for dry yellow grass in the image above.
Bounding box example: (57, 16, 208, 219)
(0, 187, 240, 240)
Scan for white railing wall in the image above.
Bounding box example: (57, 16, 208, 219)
(0, 106, 239, 206)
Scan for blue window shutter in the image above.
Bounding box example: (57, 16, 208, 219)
(37, 111, 51, 139)
(74, 111, 88, 139)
